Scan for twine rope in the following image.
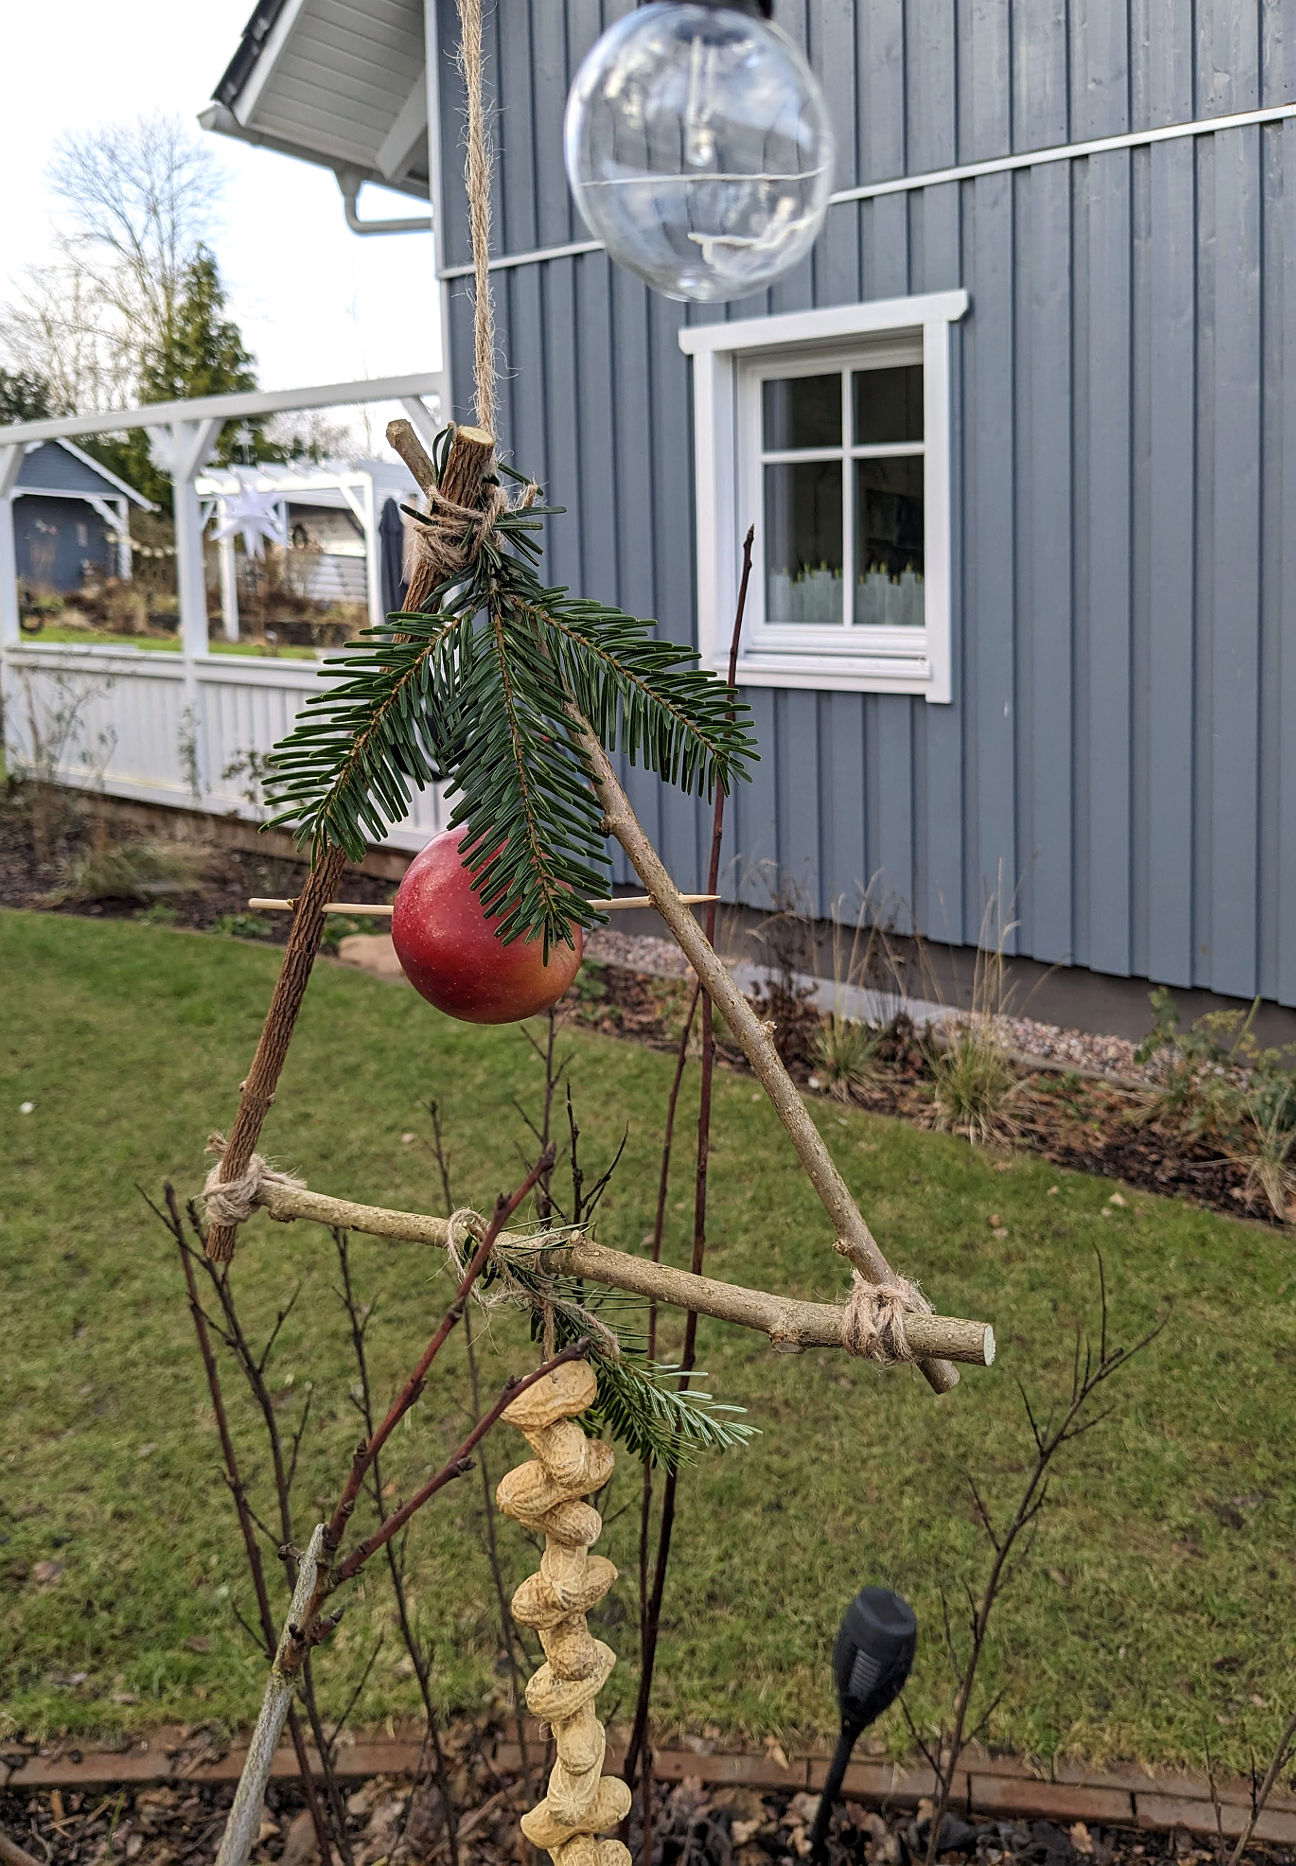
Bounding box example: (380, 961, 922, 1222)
(202, 1133, 306, 1230)
(406, 474, 536, 590)
(445, 1210, 621, 1361)
(457, 0, 496, 436)
(840, 1270, 933, 1366)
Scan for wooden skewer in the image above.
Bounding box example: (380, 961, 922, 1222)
(246, 894, 719, 915)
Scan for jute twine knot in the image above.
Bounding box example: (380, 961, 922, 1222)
(444, 1210, 620, 1362)
(841, 1270, 933, 1366)
(408, 475, 537, 589)
(202, 1133, 307, 1229)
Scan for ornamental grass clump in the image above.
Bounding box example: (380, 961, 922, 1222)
(928, 1015, 1025, 1146)
(813, 1011, 881, 1102)
(927, 918, 1025, 1146)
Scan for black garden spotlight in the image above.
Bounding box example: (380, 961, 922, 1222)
(808, 1586, 918, 1864)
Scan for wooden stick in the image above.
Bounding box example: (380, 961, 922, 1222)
(253, 1182, 995, 1368)
(204, 845, 348, 1263)
(244, 894, 720, 916)
(0, 1828, 44, 1866)
(214, 1524, 327, 1866)
(206, 425, 501, 1264)
(387, 417, 497, 612)
(572, 718, 961, 1396)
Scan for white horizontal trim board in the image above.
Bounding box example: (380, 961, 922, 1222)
(438, 102, 1296, 279)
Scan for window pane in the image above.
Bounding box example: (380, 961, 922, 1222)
(853, 458, 924, 626)
(765, 460, 843, 626)
(852, 364, 923, 445)
(762, 373, 841, 450)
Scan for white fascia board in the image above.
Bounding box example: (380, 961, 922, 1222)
(678, 291, 970, 358)
(44, 436, 156, 508)
(422, 0, 453, 404)
(232, 0, 308, 125)
(0, 372, 445, 447)
(198, 106, 430, 201)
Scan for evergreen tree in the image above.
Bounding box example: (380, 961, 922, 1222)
(87, 244, 262, 505)
(0, 366, 55, 424)
(137, 244, 257, 405)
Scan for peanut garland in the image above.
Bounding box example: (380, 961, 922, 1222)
(496, 1361, 632, 1866)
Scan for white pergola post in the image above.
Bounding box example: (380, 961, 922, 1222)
(170, 416, 222, 800)
(115, 496, 133, 579)
(218, 524, 240, 641)
(362, 474, 381, 627)
(172, 417, 222, 659)
(0, 444, 24, 650)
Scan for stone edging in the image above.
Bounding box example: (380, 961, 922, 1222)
(3, 1729, 1293, 1845)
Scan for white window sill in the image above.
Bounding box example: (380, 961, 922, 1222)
(725, 650, 936, 695)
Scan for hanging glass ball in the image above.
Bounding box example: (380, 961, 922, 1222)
(564, 2, 834, 305)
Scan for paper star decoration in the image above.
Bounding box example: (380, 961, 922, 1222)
(212, 476, 288, 559)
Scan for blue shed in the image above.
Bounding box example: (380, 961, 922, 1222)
(207, 0, 1296, 1013)
(15, 440, 150, 595)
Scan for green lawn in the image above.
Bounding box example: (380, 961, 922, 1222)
(2, 907, 1293, 1772)
(19, 625, 322, 658)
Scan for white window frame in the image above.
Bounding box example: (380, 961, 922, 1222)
(680, 290, 968, 702)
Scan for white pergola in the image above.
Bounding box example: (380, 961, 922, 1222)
(197, 456, 418, 637)
(0, 372, 443, 657)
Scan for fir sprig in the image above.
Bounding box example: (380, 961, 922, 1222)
(478, 1231, 757, 1470)
(526, 1270, 757, 1471)
(264, 431, 756, 951)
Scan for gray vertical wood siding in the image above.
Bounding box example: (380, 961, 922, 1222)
(434, 0, 1296, 1007)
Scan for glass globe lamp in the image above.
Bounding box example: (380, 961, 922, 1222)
(564, 0, 834, 304)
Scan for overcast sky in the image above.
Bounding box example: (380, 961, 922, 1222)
(2, 0, 441, 447)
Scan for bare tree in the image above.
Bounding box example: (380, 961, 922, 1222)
(0, 263, 119, 413)
(48, 115, 222, 352)
(0, 114, 223, 411)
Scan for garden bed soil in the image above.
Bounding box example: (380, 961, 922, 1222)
(568, 964, 1287, 1232)
(5, 1766, 1288, 1866)
(0, 797, 1283, 1232)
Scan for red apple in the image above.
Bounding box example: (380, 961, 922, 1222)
(391, 829, 583, 1024)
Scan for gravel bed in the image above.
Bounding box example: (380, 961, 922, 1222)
(986, 1015, 1155, 1085)
(586, 926, 695, 976)
(586, 931, 1166, 1089)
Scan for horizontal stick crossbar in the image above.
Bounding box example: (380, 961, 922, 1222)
(255, 1182, 995, 1367)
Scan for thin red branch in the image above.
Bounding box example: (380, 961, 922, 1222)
(324, 1146, 555, 1551)
(626, 526, 754, 1809)
(334, 1342, 588, 1581)
(158, 1187, 334, 1866)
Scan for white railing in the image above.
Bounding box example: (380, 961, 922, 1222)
(0, 373, 450, 851)
(1, 640, 446, 851)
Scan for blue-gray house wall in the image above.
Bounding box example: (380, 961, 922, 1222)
(15, 494, 113, 592)
(15, 443, 126, 593)
(432, 0, 1296, 1009)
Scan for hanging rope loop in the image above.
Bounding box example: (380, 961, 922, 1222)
(442, 1209, 622, 1361)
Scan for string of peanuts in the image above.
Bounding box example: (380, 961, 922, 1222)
(496, 1360, 632, 1866)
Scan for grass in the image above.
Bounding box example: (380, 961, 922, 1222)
(19, 625, 322, 659)
(2, 908, 1294, 1772)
